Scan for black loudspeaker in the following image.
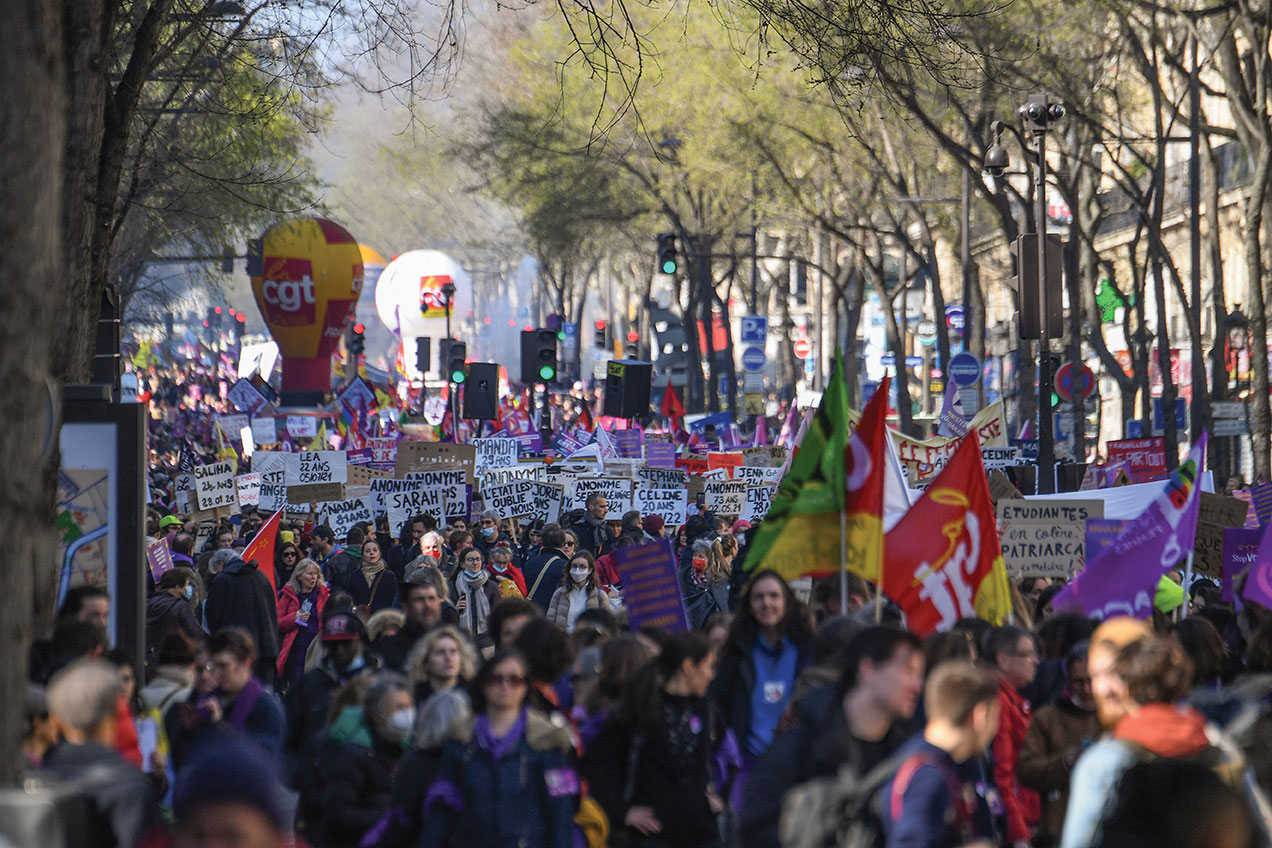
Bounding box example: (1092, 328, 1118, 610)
(463, 362, 499, 419)
(602, 360, 653, 418)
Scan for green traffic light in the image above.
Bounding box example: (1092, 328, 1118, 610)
(661, 259, 677, 274)
(1051, 392, 1060, 407)
(539, 365, 556, 381)
(452, 370, 466, 384)
(557, 330, 566, 341)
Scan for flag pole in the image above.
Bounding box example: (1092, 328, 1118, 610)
(839, 506, 849, 616)
(1181, 551, 1194, 620)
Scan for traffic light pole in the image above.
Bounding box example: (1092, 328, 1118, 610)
(1027, 96, 1058, 495)
(443, 283, 458, 443)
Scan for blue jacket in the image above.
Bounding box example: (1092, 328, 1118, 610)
(420, 709, 578, 848)
(709, 633, 811, 758)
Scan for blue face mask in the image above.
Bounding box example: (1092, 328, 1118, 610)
(183, 584, 195, 601)
(481, 527, 496, 540)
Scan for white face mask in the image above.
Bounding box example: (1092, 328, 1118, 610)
(570, 567, 589, 583)
(387, 707, 415, 739)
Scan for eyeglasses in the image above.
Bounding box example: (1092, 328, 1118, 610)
(487, 673, 526, 688)
(563, 541, 575, 548)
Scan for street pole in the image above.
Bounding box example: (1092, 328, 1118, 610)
(1026, 97, 1059, 494)
(1189, 33, 1207, 459)
(444, 283, 458, 443)
(751, 170, 760, 314)
(961, 168, 971, 350)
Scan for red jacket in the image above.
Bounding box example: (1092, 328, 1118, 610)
(489, 564, 527, 596)
(276, 584, 330, 678)
(993, 678, 1040, 844)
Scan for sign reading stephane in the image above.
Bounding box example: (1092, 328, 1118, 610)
(995, 499, 1104, 579)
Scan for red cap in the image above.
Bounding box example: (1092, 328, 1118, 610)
(320, 612, 364, 642)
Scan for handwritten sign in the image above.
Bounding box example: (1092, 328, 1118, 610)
(286, 415, 318, 439)
(395, 442, 476, 484)
(705, 480, 747, 516)
(525, 482, 564, 525)
(235, 473, 261, 507)
(637, 467, 687, 488)
(634, 487, 688, 526)
(284, 451, 347, 487)
(996, 499, 1103, 579)
(227, 378, 271, 415)
(734, 466, 783, 485)
(1194, 493, 1252, 577)
(474, 437, 519, 470)
(566, 477, 632, 518)
(384, 484, 444, 536)
(484, 479, 535, 518)
(251, 416, 277, 446)
(981, 446, 1023, 471)
(323, 498, 375, 539)
(742, 486, 774, 522)
(613, 538, 689, 632)
(193, 462, 237, 511)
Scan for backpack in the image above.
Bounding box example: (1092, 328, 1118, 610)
(777, 750, 909, 848)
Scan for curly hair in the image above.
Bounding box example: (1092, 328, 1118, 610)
(723, 569, 814, 653)
(1113, 634, 1193, 706)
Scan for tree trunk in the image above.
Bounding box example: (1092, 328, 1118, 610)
(1, 0, 68, 784)
(1203, 133, 1230, 477)
(1244, 144, 1272, 479)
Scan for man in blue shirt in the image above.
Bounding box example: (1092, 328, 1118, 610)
(882, 660, 1001, 848)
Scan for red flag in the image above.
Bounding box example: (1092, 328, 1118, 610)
(660, 380, 685, 428)
(243, 508, 284, 593)
(578, 403, 594, 433)
(882, 432, 1012, 636)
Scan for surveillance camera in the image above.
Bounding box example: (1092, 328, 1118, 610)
(984, 144, 1009, 177)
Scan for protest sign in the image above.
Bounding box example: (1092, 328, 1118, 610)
(286, 482, 345, 503)
(741, 447, 776, 468)
(634, 487, 688, 525)
(734, 466, 783, 485)
(286, 415, 318, 439)
(705, 480, 747, 516)
(1194, 493, 1252, 577)
(1106, 438, 1168, 483)
(646, 442, 676, 468)
(526, 482, 564, 525)
(367, 437, 397, 471)
(708, 452, 744, 475)
(566, 477, 632, 518)
(384, 484, 445, 536)
(284, 451, 347, 487)
(615, 429, 643, 460)
(986, 471, 1023, 507)
(996, 499, 1102, 579)
(146, 538, 174, 583)
(228, 378, 272, 414)
(347, 465, 393, 488)
(677, 455, 709, 475)
(484, 479, 535, 519)
(235, 473, 261, 507)
(613, 539, 689, 632)
(250, 417, 277, 446)
(323, 498, 375, 538)
(742, 485, 774, 523)
(193, 462, 237, 511)
(980, 446, 1023, 471)
(637, 467, 687, 488)
(1250, 482, 1272, 526)
(215, 414, 249, 441)
(395, 442, 476, 483)
(1223, 527, 1262, 603)
(474, 437, 519, 470)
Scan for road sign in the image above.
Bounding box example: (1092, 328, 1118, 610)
(1213, 401, 1247, 418)
(793, 338, 812, 359)
(743, 372, 764, 393)
(741, 346, 767, 372)
(740, 315, 768, 345)
(917, 320, 937, 347)
(945, 304, 965, 331)
(1054, 362, 1095, 403)
(949, 352, 981, 387)
(1214, 417, 1248, 436)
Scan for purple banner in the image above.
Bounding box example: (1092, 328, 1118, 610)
(1054, 435, 1206, 620)
(1250, 482, 1272, 527)
(511, 430, 544, 457)
(613, 538, 689, 633)
(615, 429, 643, 459)
(1223, 527, 1262, 604)
(1231, 490, 1261, 528)
(147, 538, 175, 583)
(346, 448, 373, 466)
(646, 442, 677, 469)
(1085, 518, 1129, 560)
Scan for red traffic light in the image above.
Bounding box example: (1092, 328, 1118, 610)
(626, 331, 639, 343)
(483, 317, 492, 325)
(227, 308, 236, 316)
(595, 320, 607, 330)
(236, 314, 246, 323)
(202, 320, 210, 327)
(353, 322, 365, 334)
(214, 306, 222, 315)
(508, 319, 517, 327)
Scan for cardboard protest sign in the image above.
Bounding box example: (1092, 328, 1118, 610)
(285, 451, 347, 486)
(734, 466, 783, 485)
(384, 484, 444, 536)
(987, 471, 1023, 507)
(235, 474, 261, 507)
(251, 416, 278, 446)
(1106, 438, 1168, 483)
(996, 499, 1103, 579)
(286, 482, 346, 503)
(193, 522, 217, 553)
(613, 539, 689, 632)
(323, 498, 375, 538)
(705, 480, 747, 516)
(347, 465, 393, 487)
(741, 447, 776, 468)
(480, 465, 543, 491)
(1223, 527, 1262, 603)
(193, 462, 237, 512)
(395, 442, 476, 483)
(286, 415, 318, 439)
(526, 482, 564, 525)
(567, 477, 632, 518)
(634, 487, 688, 526)
(146, 538, 174, 583)
(474, 437, 519, 470)
(637, 467, 687, 488)
(215, 414, 249, 440)
(1194, 493, 1252, 577)
(484, 479, 535, 518)
(742, 485, 774, 522)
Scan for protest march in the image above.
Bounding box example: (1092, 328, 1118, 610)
(31, 348, 1272, 848)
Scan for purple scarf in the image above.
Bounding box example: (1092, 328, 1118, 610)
(473, 709, 527, 761)
(223, 676, 265, 729)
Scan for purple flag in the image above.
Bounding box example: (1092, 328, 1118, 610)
(1224, 527, 1262, 604)
(1243, 521, 1272, 609)
(1084, 518, 1129, 560)
(1251, 482, 1272, 527)
(937, 381, 968, 437)
(1053, 434, 1207, 620)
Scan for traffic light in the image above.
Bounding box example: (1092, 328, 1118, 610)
(415, 336, 431, 374)
(594, 320, 608, 350)
(521, 328, 558, 384)
(348, 322, 366, 357)
(656, 233, 678, 275)
(625, 329, 639, 358)
(447, 340, 468, 383)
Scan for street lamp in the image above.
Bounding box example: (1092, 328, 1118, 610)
(984, 94, 1065, 494)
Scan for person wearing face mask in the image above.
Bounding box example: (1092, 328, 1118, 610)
(285, 612, 381, 755)
(488, 546, 527, 597)
(546, 551, 613, 633)
(320, 674, 415, 847)
(450, 547, 501, 650)
(474, 509, 513, 562)
(1018, 642, 1103, 848)
(145, 567, 204, 668)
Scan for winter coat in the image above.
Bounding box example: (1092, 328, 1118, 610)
(1017, 696, 1102, 847)
(285, 656, 381, 752)
(546, 585, 610, 630)
(346, 566, 398, 616)
(276, 584, 330, 679)
(992, 677, 1040, 844)
(522, 547, 569, 611)
(323, 548, 361, 595)
(420, 709, 578, 848)
(203, 556, 279, 660)
(709, 634, 811, 760)
(320, 707, 405, 848)
(567, 514, 614, 558)
(680, 562, 730, 631)
(362, 744, 446, 848)
(144, 592, 203, 664)
(40, 742, 159, 848)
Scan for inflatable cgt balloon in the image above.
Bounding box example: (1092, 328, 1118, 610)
(250, 217, 364, 404)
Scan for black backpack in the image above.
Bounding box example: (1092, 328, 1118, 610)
(777, 750, 909, 848)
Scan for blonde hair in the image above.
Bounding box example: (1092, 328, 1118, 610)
(284, 558, 324, 596)
(408, 625, 479, 691)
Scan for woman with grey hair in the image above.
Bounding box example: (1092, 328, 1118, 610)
(363, 689, 473, 848)
(321, 672, 413, 847)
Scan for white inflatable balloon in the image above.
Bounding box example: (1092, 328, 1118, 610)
(374, 250, 472, 338)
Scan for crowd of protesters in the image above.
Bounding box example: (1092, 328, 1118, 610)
(23, 362, 1272, 848)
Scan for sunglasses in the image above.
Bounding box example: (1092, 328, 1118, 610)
(282, 552, 297, 558)
(487, 673, 526, 688)
(563, 541, 575, 547)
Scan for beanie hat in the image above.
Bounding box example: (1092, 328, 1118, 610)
(642, 515, 665, 536)
(172, 739, 289, 831)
